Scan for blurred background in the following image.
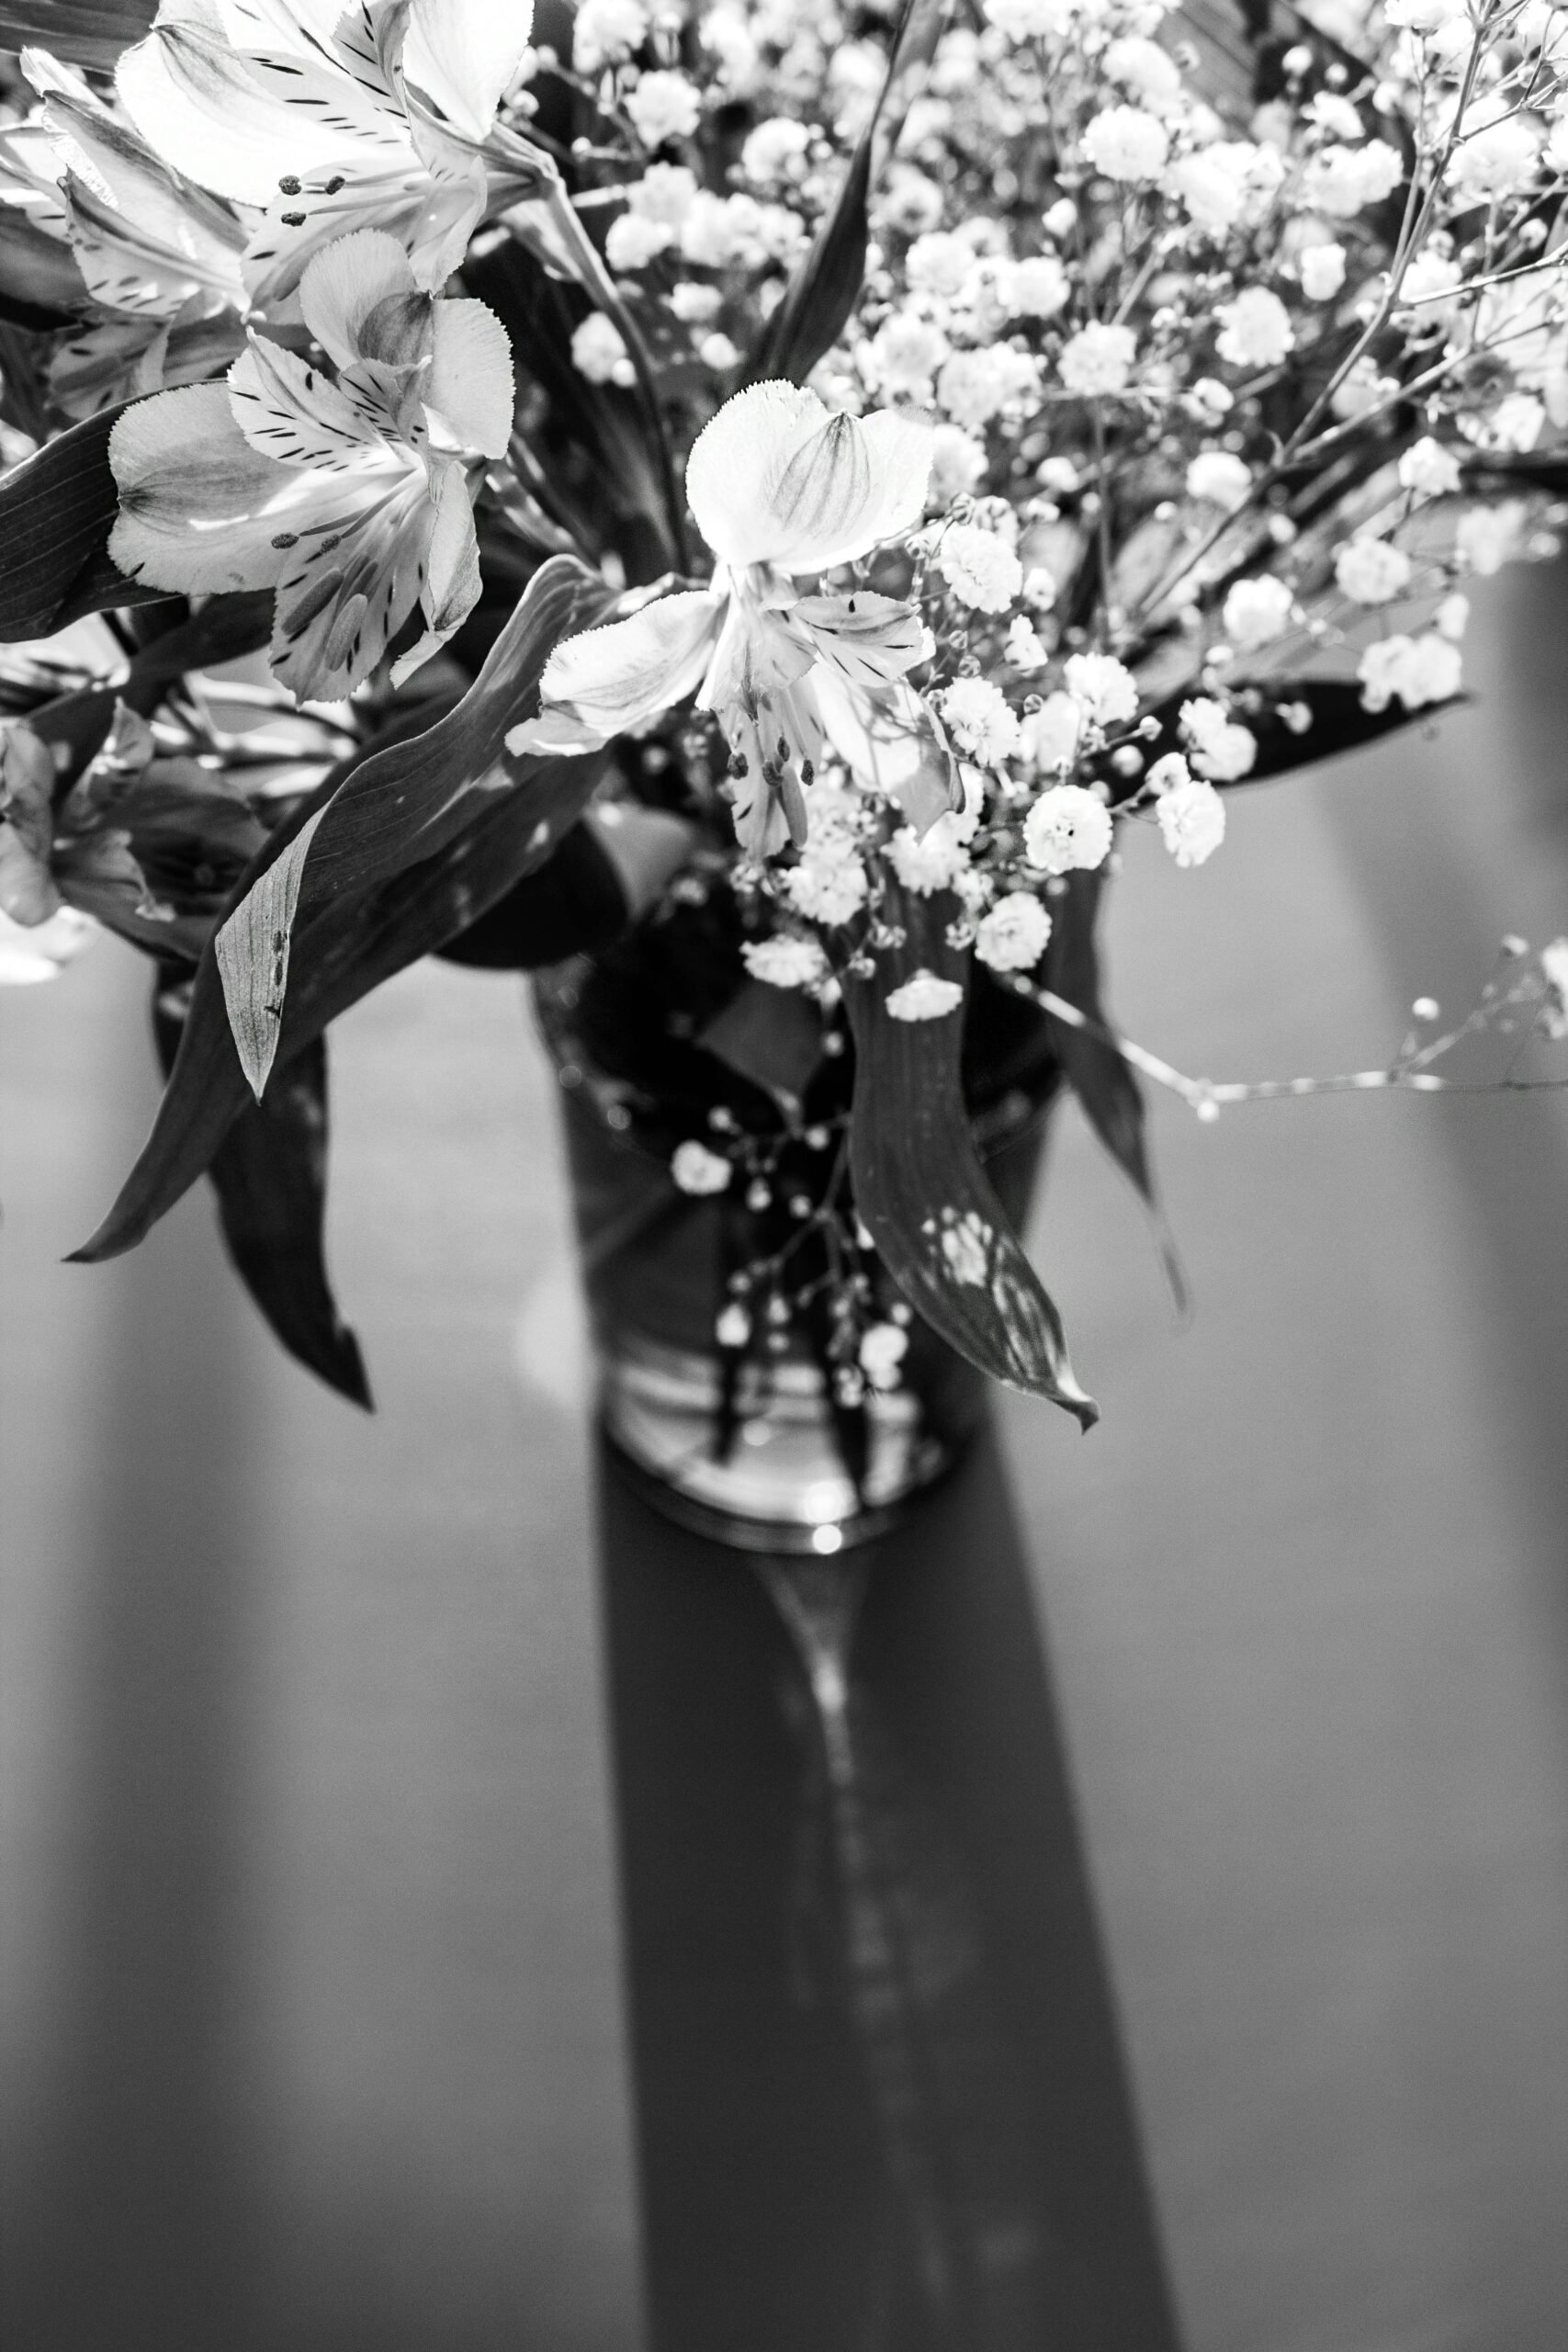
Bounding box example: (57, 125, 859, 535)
(4, 560, 1568, 2351)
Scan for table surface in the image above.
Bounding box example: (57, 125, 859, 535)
(4, 566, 1568, 2352)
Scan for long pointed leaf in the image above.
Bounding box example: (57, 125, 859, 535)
(0, 2, 154, 68)
(0, 402, 170, 640)
(75, 559, 614, 1262)
(152, 967, 370, 1406)
(843, 881, 1098, 1427)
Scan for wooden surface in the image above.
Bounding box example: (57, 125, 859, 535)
(4, 565, 1568, 2349)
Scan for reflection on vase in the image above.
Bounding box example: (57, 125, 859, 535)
(597, 1421, 1182, 2352)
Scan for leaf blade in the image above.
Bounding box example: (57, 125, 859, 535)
(843, 881, 1097, 1427)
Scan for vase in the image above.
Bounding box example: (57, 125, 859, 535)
(533, 893, 1058, 1553)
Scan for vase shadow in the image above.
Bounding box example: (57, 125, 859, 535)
(594, 1416, 1183, 2352)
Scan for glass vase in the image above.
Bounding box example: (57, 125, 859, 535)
(534, 933, 1057, 1554)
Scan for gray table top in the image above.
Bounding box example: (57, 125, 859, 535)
(4, 564, 1567, 2352)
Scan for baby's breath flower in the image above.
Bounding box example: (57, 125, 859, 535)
(1156, 774, 1227, 866)
(1081, 105, 1169, 184)
(1180, 697, 1257, 780)
(1357, 633, 1461, 713)
(1186, 449, 1253, 509)
(1223, 575, 1294, 650)
(939, 676, 1022, 763)
(976, 891, 1053, 970)
(1399, 437, 1462, 498)
(574, 0, 650, 72)
(786, 850, 871, 925)
(886, 968, 964, 1020)
(672, 1139, 732, 1193)
(626, 69, 701, 147)
(1064, 650, 1138, 725)
(1299, 242, 1347, 300)
(573, 312, 634, 385)
(1335, 537, 1413, 605)
(1023, 784, 1113, 874)
(939, 523, 1024, 612)
(1059, 321, 1136, 396)
(743, 933, 829, 988)
(1020, 692, 1082, 771)
(1214, 288, 1294, 368)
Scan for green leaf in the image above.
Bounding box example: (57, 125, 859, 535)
(699, 977, 823, 1114)
(1111, 675, 1466, 806)
(746, 0, 928, 388)
(0, 401, 171, 642)
(152, 967, 371, 1408)
(74, 558, 615, 1263)
(843, 880, 1098, 1428)
(0, 0, 154, 68)
(1043, 871, 1186, 1311)
(214, 807, 327, 1098)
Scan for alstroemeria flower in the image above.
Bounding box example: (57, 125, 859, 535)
(108, 229, 514, 701)
(116, 0, 551, 300)
(14, 48, 250, 415)
(508, 380, 937, 854)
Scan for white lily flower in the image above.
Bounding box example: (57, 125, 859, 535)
(107, 228, 514, 701)
(116, 0, 550, 300)
(508, 380, 938, 854)
(15, 49, 250, 415)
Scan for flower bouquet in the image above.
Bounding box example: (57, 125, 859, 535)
(3, 0, 1567, 1542)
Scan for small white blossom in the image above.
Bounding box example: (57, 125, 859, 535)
(1398, 251, 1461, 311)
(626, 70, 701, 147)
(1081, 105, 1170, 184)
(716, 1302, 752, 1347)
(1357, 633, 1461, 713)
(939, 675, 1022, 762)
(1335, 537, 1413, 605)
(1299, 242, 1347, 300)
(1006, 613, 1048, 671)
(743, 934, 829, 989)
(886, 967, 964, 1020)
(1020, 692, 1082, 771)
(1186, 449, 1252, 509)
(671, 279, 722, 323)
(1435, 592, 1469, 640)
(976, 891, 1053, 970)
(1223, 574, 1294, 650)
(1180, 697, 1257, 780)
(672, 1139, 732, 1193)
(928, 424, 988, 504)
(1064, 650, 1138, 725)
(936, 345, 1039, 427)
(1156, 775, 1227, 866)
(1023, 784, 1113, 874)
(870, 311, 951, 400)
(859, 1321, 909, 1387)
(1447, 117, 1542, 207)
(574, 0, 650, 72)
(741, 116, 810, 185)
(786, 852, 871, 925)
(606, 210, 675, 270)
(908, 231, 977, 298)
(1456, 503, 1527, 576)
(1399, 436, 1462, 497)
(1002, 254, 1070, 319)
(939, 523, 1024, 611)
(1059, 321, 1137, 396)
(573, 312, 634, 386)
(886, 817, 972, 895)
(1215, 288, 1294, 368)
(1302, 141, 1403, 218)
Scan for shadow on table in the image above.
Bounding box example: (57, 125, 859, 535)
(596, 1420, 1182, 2352)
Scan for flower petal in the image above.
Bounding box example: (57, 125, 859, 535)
(402, 0, 532, 143)
(792, 591, 925, 686)
(117, 6, 408, 208)
(425, 295, 514, 458)
(269, 469, 430, 700)
(685, 381, 934, 574)
(683, 379, 827, 569)
(229, 333, 389, 468)
(508, 589, 721, 756)
(389, 456, 481, 685)
(298, 225, 419, 368)
(107, 380, 319, 592)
